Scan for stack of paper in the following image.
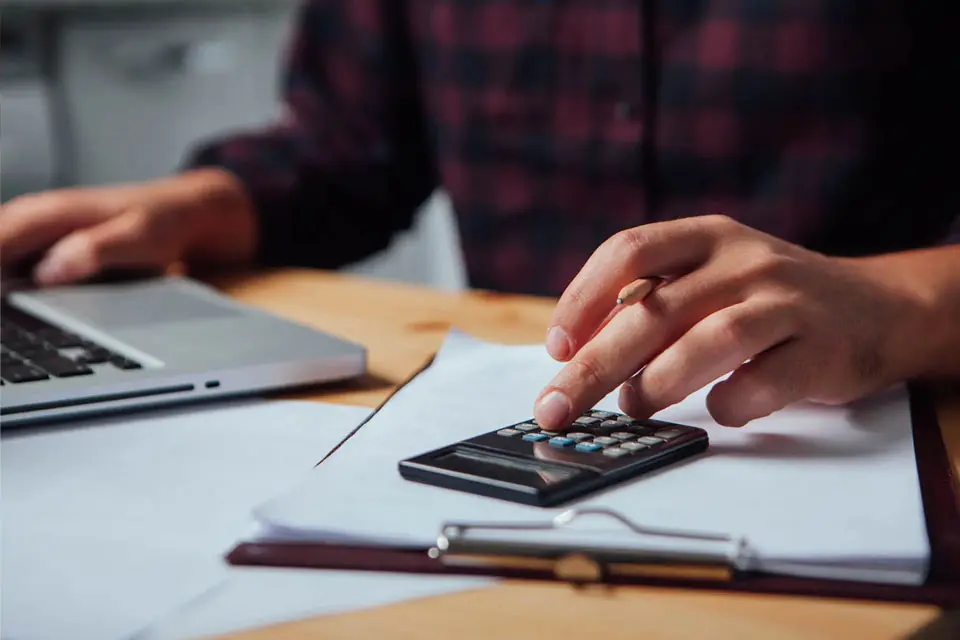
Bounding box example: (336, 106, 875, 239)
(253, 331, 930, 585)
(2, 400, 372, 639)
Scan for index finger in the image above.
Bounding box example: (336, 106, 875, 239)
(0, 196, 99, 267)
(545, 216, 723, 361)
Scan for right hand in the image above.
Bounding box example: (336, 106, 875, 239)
(0, 168, 257, 286)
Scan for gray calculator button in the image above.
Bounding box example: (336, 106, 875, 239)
(636, 436, 665, 446)
(655, 428, 686, 440)
(621, 441, 649, 452)
(611, 432, 635, 441)
(592, 436, 619, 447)
(603, 447, 631, 458)
(574, 416, 602, 426)
(497, 429, 520, 437)
(566, 432, 592, 442)
(514, 423, 539, 432)
(598, 420, 622, 430)
(590, 411, 619, 420)
(616, 415, 636, 422)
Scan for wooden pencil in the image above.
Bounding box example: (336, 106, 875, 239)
(616, 277, 661, 305)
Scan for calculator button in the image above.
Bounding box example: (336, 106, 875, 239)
(627, 425, 656, 436)
(549, 437, 575, 448)
(514, 423, 540, 432)
(611, 432, 635, 441)
(592, 436, 619, 447)
(566, 432, 592, 442)
(636, 436, 665, 446)
(603, 447, 631, 458)
(597, 420, 622, 430)
(575, 442, 603, 453)
(574, 416, 602, 426)
(620, 441, 649, 452)
(522, 433, 550, 442)
(654, 428, 686, 440)
(590, 411, 619, 420)
(497, 429, 520, 437)
(616, 415, 636, 423)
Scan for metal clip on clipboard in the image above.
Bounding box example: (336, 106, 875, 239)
(429, 507, 753, 585)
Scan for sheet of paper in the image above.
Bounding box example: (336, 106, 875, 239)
(1, 400, 372, 640)
(137, 565, 492, 640)
(255, 331, 930, 584)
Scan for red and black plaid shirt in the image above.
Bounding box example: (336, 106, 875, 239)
(189, 1, 958, 296)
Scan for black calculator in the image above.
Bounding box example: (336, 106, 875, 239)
(398, 409, 708, 507)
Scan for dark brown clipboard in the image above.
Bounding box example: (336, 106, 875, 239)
(226, 380, 960, 607)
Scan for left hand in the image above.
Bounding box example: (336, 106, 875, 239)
(534, 215, 927, 429)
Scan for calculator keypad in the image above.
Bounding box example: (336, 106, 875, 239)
(492, 409, 694, 463)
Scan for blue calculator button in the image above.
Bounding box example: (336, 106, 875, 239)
(522, 433, 550, 442)
(575, 442, 603, 453)
(548, 437, 574, 447)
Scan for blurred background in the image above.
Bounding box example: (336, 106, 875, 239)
(1, 1, 466, 290)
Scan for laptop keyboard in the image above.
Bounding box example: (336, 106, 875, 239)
(1, 302, 141, 385)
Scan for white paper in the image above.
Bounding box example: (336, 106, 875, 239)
(1, 400, 372, 640)
(255, 331, 930, 585)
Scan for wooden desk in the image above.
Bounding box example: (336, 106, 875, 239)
(210, 269, 960, 640)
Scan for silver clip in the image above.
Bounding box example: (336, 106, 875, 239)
(430, 507, 753, 583)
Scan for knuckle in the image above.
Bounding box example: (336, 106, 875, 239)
(705, 213, 738, 232)
(704, 312, 753, 354)
(609, 227, 649, 260)
(568, 356, 609, 392)
(563, 284, 589, 314)
(745, 244, 793, 279)
(122, 208, 154, 235)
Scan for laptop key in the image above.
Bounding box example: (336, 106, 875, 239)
(30, 355, 94, 378)
(2, 364, 50, 383)
(16, 343, 58, 358)
(76, 348, 112, 365)
(36, 329, 84, 348)
(109, 356, 143, 370)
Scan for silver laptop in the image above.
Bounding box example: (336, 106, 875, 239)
(0, 276, 366, 428)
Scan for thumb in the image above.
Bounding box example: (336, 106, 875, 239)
(33, 210, 166, 286)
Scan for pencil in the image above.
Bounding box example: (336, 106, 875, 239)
(616, 277, 661, 305)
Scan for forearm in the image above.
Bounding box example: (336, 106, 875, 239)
(854, 245, 960, 379)
(179, 0, 435, 271)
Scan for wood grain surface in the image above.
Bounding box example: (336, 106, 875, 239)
(201, 269, 959, 640)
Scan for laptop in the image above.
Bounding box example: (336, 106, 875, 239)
(0, 276, 367, 428)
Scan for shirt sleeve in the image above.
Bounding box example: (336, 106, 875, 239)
(944, 215, 960, 245)
(184, 0, 438, 269)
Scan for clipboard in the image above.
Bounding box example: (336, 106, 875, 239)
(227, 382, 960, 607)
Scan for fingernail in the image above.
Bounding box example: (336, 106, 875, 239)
(545, 326, 571, 361)
(535, 390, 572, 430)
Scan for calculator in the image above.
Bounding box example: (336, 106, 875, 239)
(398, 409, 708, 507)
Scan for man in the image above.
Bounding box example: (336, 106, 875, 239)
(1, 1, 957, 429)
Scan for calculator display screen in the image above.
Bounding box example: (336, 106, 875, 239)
(437, 448, 583, 488)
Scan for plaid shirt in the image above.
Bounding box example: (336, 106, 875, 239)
(189, 1, 958, 296)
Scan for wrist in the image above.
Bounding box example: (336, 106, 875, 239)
(843, 251, 957, 381)
(163, 168, 258, 267)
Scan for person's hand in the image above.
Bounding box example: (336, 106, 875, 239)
(534, 215, 929, 430)
(0, 168, 256, 286)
